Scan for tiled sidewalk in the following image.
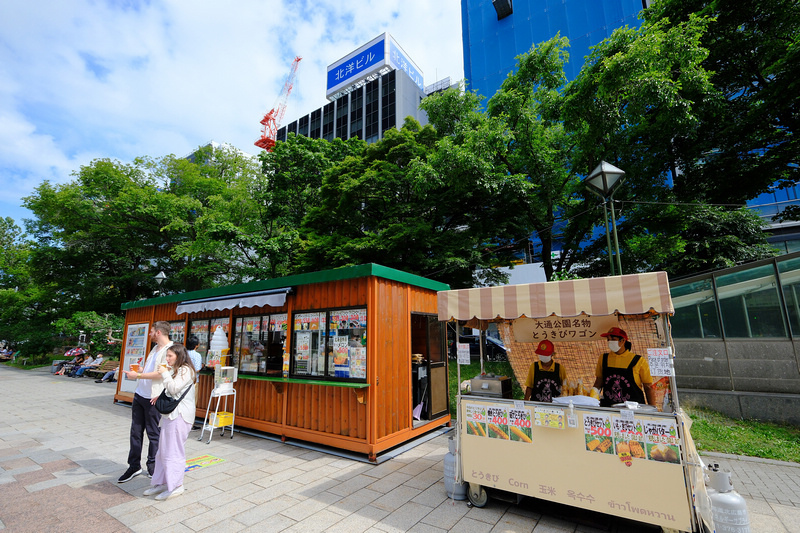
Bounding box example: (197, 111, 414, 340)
(1, 365, 798, 532)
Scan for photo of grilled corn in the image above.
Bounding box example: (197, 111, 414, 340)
(509, 425, 532, 443)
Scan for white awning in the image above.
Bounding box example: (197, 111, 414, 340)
(175, 287, 291, 315)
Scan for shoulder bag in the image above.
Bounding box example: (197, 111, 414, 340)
(154, 384, 191, 415)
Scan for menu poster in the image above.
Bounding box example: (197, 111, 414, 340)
(486, 405, 510, 440)
(121, 323, 149, 393)
(330, 309, 367, 330)
(534, 406, 565, 430)
(270, 313, 288, 331)
(464, 403, 487, 437)
(296, 332, 311, 354)
(612, 416, 646, 462)
(584, 413, 613, 454)
(643, 419, 682, 464)
(349, 347, 366, 378)
(509, 407, 534, 442)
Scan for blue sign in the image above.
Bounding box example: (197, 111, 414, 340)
(389, 41, 424, 91)
(327, 39, 385, 91)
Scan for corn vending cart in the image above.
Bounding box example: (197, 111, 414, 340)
(438, 272, 715, 532)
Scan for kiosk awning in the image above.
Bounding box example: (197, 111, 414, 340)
(176, 287, 291, 315)
(437, 272, 673, 321)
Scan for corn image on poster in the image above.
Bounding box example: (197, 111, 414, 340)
(612, 416, 646, 462)
(464, 403, 487, 436)
(584, 413, 613, 454)
(509, 407, 533, 442)
(486, 405, 510, 440)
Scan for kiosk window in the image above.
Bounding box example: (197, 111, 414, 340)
(291, 308, 367, 381)
(232, 314, 287, 376)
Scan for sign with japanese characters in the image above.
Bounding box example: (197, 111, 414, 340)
(464, 402, 487, 436)
(486, 405, 510, 440)
(512, 314, 618, 343)
(388, 39, 423, 90)
(612, 416, 647, 463)
(583, 412, 613, 454)
(646, 348, 673, 377)
(643, 419, 681, 464)
(508, 407, 533, 442)
(534, 406, 565, 430)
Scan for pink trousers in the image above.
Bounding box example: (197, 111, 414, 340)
(150, 414, 191, 492)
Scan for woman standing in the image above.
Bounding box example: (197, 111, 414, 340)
(143, 343, 196, 500)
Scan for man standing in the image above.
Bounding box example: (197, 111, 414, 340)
(118, 321, 173, 483)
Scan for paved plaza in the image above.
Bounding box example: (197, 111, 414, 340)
(1, 365, 798, 533)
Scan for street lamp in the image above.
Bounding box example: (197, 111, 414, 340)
(583, 161, 625, 276)
(154, 271, 167, 295)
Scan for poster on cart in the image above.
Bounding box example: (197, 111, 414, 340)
(121, 323, 149, 394)
(464, 402, 487, 436)
(486, 404, 510, 440)
(612, 416, 647, 463)
(509, 406, 533, 442)
(583, 412, 613, 454)
(643, 419, 682, 464)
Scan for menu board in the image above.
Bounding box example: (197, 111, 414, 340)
(612, 416, 647, 465)
(270, 313, 288, 331)
(294, 312, 323, 330)
(294, 331, 311, 375)
(121, 323, 149, 394)
(330, 309, 367, 330)
(349, 347, 366, 378)
(646, 348, 673, 377)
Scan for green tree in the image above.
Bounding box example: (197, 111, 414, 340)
(298, 117, 532, 287)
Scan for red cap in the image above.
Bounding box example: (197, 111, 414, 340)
(535, 339, 554, 356)
(600, 327, 628, 341)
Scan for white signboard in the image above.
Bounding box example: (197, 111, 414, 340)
(457, 343, 470, 365)
(513, 314, 618, 343)
(646, 348, 673, 377)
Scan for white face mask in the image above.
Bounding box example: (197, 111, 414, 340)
(539, 355, 552, 364)
(608, 341, 620, 352)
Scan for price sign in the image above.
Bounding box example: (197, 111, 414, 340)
(457, 343, 470, 365)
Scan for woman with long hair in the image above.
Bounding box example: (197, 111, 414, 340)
(143, 343, 196, 500)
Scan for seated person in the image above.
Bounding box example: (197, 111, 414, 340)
(55, 348, 79, 374)
(71, 354, 99, 377)
(75, 353, 106, 377)
(95, 366, 119, 383)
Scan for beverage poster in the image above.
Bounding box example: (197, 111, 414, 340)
(121, 323, 149, 394)
(270, 313, 288, 331)
(464, 403, 487, 436)
(333, 336, 349, 377)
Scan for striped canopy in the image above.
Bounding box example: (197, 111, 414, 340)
(437, 272, 673, 321)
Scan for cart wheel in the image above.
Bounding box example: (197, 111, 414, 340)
(467, 483, 489, 508)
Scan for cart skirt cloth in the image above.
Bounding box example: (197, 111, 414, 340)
(151, 415, 191, 492)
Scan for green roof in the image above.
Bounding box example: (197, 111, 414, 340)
(121, 264, 450, 311)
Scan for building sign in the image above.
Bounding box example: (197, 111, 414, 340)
(389, 39, 423, 90)
(326, 33, 424, 99)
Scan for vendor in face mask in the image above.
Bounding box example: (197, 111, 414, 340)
(592, 327, 656, 407)
(524, 340, 567, 402)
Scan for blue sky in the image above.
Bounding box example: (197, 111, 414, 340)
(0, 1, 463, 228)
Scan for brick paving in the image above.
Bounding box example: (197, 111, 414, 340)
(1, 364, 798, 532)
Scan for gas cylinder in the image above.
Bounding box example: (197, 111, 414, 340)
(443, 436, 467, 500)
(706, 462, 750, 533)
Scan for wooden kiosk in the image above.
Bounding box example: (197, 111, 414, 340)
(115, 264, 451, 461)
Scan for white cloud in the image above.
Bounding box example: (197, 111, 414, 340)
(0, 0, 463, 225)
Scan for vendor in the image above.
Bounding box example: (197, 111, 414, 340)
(524, 340, 566, 402)
(593, 327, 656, 407)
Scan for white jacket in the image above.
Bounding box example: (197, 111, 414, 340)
(160, 364, 196, 425)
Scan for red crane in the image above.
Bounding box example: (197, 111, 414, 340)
(255, 56, 302, 151)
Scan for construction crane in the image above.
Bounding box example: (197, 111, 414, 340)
(255, 56, 302, 151)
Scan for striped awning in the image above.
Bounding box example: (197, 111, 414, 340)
(437, 272, 673, 321)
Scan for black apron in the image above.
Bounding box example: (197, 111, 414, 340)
(531, 362, 563, 402)
(600, 353, 646, 407)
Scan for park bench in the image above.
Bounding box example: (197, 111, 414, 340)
(83, 360, 119, 379)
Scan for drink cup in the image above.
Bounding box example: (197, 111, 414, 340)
(159, 364, 168, 373)
(130, 363, 140, 373)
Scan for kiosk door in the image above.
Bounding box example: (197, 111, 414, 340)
(411, 314, 449, 422)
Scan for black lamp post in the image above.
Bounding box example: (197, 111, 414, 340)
(583, 161, 625, 276)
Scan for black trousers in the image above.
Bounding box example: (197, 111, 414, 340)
(128, 393, 161, 473)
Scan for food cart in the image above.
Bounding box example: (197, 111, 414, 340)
(438, 272, 715, 532)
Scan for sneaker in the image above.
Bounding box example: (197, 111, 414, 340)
(155, 485, 184, 500)
(143, 484, 167, 496)
(95, 379, 103, 383)
(117, 466, 142, 483)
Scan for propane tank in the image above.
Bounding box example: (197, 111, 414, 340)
(444, 436, 467, 500)
(706, 462, 750, 532)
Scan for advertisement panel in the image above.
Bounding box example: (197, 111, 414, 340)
(326, 34, 387, 98)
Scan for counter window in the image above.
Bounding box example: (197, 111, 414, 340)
(291, 308, 366, 381)
(232, 314, 287, 376)
(189, 318, 231, 365)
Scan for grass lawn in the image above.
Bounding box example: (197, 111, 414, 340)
(448, 359, 800, 464)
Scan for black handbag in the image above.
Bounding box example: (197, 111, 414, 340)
(154, 385, 191, 415)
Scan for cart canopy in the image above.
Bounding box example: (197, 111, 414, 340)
(437, 272, 673, 322)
